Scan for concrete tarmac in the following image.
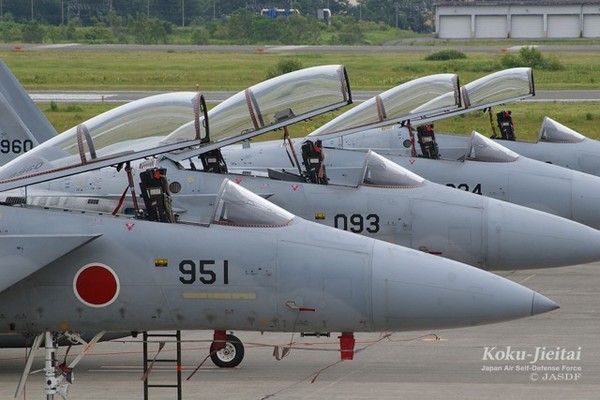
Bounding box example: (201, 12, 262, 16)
(1, 262, 598, 400)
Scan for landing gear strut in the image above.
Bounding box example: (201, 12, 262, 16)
(210, 331, 245, 368)
(15, 330, 105, 400)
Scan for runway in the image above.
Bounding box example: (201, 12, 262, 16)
(27, 89, 600, 104)
(5, 43, 600, 54)
(1, 262, 597, 400)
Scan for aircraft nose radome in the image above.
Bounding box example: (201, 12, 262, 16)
(370, 241, 560, 332)
(486, 199, 600, 270)
(572, 172, 600, 230)
(531, 293, 560, 316)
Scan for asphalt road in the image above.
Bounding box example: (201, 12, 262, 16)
(28, 89, 600, 104)
(0, 262, 597, 400)
(5, 43, 600, 54)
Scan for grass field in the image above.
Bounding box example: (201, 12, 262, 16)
(3, 48, 598, 141)
(40, 100, 600, 143)
(4, 49, 600, 91)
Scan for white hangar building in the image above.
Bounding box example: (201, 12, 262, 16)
(435, 1, 600, 39)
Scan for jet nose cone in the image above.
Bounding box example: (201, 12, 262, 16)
(487, 199, 600, 270)
(531, 292, 560, 316)
(573, 172, 600, 229)
(370, 241, 561, 332)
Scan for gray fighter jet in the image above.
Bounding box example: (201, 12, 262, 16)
(0, 89, 558, 399)
(372, 115, 600, 178)
(293, 67, 600, 176)
(221, 69, 600, 230)
(0, 59, 57, 164)
(2, 67, 599, 271)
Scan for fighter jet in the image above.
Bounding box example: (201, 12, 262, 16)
(2, 68, 598, 271)
(386, 115, 600, 178)
(0, 87, 558, 399)
(221, 69, 600, 230)
(1, 180, 559, 397)
(298, 67, 600, 177)
(0, 59, 56, 164)
(21, 148, 600, 271)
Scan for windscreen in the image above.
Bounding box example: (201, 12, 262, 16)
(465, 131, 520, 162)
(212, 180, 294, 227)
(361, 151, 425, 188)
(538, 116, 585, 143)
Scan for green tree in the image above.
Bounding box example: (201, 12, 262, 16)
(252, 17, 283, 42)
(329, 15, 364, 44)
(128, 13, 169, 44)
(227, 8, 253, 41)
(281, 15, 322, 45)
(22, 20, 44, 43)
(0, 14, 23, 42)
(358, 0, 433, 32)
(190, 27, 209, 44)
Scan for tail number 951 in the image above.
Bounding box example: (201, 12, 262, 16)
(179, 260, 229, 285)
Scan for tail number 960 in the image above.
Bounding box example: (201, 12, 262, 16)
(1, 139, 33, 154)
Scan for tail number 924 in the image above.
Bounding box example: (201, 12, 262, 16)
(446, 183, 482, 195)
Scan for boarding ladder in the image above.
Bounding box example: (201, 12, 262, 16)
(142, 331, 182, 400)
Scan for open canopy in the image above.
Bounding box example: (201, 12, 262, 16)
(412, 67, 534, 124)
(308, 68, 534, 145)
(462, 67, 534, 111)
(0, 65, 352, 192)
(308, 73, 460, 140)
(465, 131, 520, 162)
(0, 92, 206, 191)
(165, 64, 351, 161)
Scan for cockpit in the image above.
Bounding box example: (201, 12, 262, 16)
(0, 65, 353, 227)
(465, 131, 520, 162)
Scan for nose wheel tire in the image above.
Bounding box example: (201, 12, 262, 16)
(210, 334, 245, 368)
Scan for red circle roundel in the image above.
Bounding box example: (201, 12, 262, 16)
(73, 263, 120, 308)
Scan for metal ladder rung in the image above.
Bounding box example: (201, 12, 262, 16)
(147, 384, 179, 388)
(143, 331, 182, 400)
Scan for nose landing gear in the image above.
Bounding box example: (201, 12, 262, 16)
(210, 331, 245, 368)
